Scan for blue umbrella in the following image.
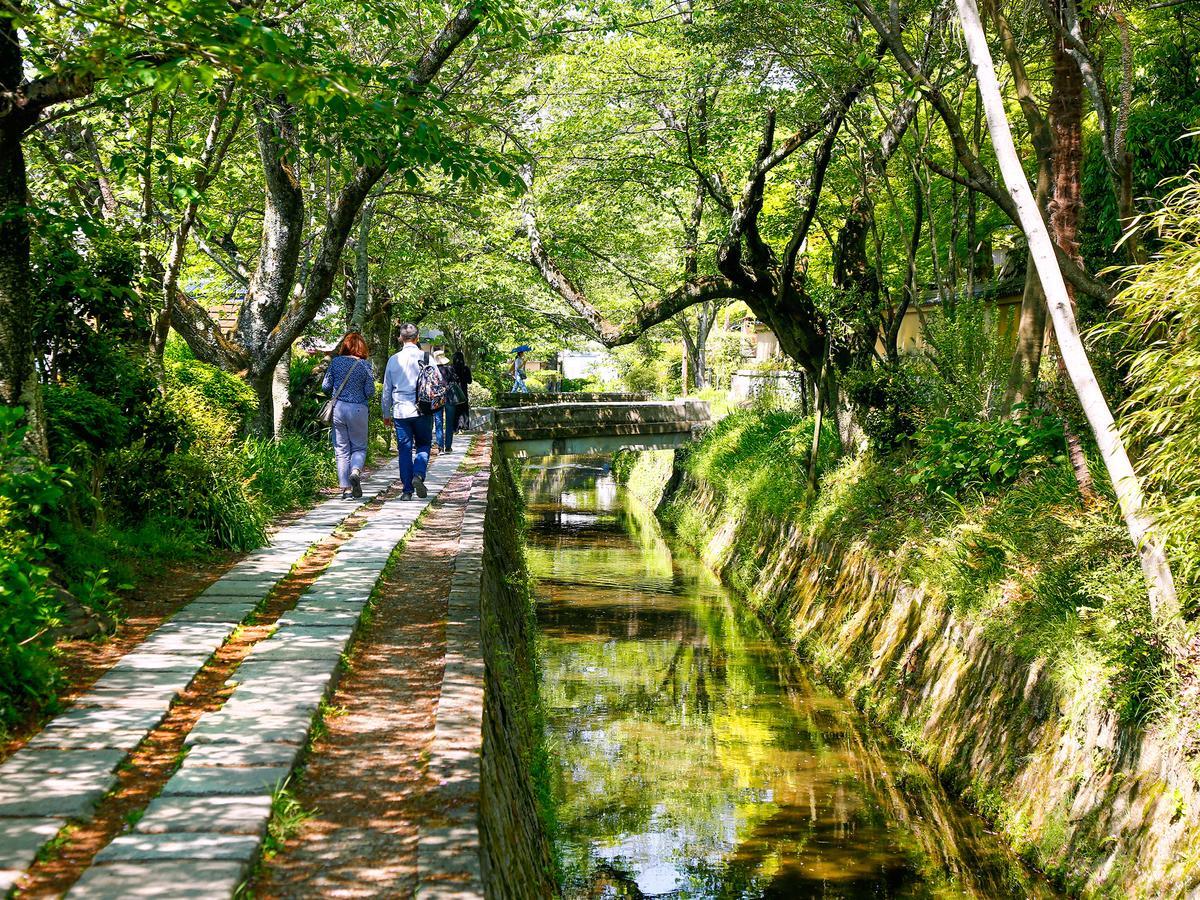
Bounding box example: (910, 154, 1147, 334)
(512, 345, 532, 353)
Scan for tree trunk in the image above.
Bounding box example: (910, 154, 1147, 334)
(350, 200, 373, 332)
(251, 354, 290, 439)
(694, 303, 713, 390)
(1001, 154, 1052, 415)
(1001, 264, 1048, 414)
(808, 348, 829, 490)
(0, 123, 45, 456)
(955, 0, 1180, 623)
(1049, 22, 1097, 500)
(0, 16, 46, 456)
(237, 96, 304, 362)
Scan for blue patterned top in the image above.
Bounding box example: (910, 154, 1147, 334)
(323, 355, 375, 406)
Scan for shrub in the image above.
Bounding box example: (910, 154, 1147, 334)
(0, 408, 67, 731)
(241, 434, 335, 515)
(1108, 169, 1200, 591)
(558, 376, 600, 393)
(166, 357, 258, 437)
(286, 353, 329, 440)
(915, 294, 1012, 420)
(912, 408, 1067, 495)
(844, 364, 929, 452)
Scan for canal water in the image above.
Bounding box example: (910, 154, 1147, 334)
(523, 461, 1056, 899)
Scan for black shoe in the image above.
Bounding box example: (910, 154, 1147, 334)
(350, 468, 362, 498)
(341, 490, 351, 501)
(413, 475, 427, 498)
(400, 491, 413, 501)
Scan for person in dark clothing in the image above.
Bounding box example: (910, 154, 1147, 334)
(432, 349, 458, 452)
(452, 350, 473, 432)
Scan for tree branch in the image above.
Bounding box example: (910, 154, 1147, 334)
(521, 170, 742, 347)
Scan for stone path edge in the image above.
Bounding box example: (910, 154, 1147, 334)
(416, 439, 491, 900)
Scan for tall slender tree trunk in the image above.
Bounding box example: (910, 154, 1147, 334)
(956, 0, 1180, 624)
(1049, 24, 1097, 500)
(0, 124, 45, 456)
(1001, 157, 1051, 415)
(694, 303, 713, 390)
(0, 18, 46, 456)
(1001, 264, 1048, 414)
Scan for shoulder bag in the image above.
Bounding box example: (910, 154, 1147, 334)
(320, 358, 361, 423)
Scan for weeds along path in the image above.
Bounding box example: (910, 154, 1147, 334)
(250, 438, 490, 899)
(0, 447, 470, 896)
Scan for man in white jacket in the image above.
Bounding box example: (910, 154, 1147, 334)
(381, 323, 433, 500)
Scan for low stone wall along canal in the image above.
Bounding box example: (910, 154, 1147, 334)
(521, 459, 1056, 898)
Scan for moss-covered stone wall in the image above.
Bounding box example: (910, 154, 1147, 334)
(620, 449, 1200, 898)
(479, 457, 558, 898)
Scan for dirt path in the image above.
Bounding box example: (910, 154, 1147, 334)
(250, 445, 484, 899)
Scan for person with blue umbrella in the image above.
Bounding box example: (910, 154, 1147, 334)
(511, 345, 532, 393)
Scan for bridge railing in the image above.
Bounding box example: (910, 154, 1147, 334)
(494, 391, 653, 408)
(489, 398, 711, 457)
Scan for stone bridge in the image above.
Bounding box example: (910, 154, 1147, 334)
(491, 394, 711, 457)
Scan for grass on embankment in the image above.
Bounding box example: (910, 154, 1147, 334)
(660, 408, 1178, 750)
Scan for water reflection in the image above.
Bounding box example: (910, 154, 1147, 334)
(524, 461, 1056, 899)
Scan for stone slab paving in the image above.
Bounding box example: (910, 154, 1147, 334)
(0, 818, 65, 892)
(0, 464, 401, 888)
(69, 860, 249, 899)
(134, 796, 273, 836)
(416, 467, 489, 900)
(65, 445, 472, 898)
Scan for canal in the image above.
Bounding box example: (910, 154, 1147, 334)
(522, 460, 1056, 899)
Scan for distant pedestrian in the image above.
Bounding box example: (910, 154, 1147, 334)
(511, 350, 531, 393)
(323, 332, 375, 501)
(432, 349, 459, 453)
(452, 350, 473, 432)
(381, 324, 433, 501)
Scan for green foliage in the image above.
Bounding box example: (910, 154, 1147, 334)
(844, 364, 927, 452)
(676, 408, 839, 525)
(166, 358, 258, 437)
(1110, 169, 1200, 596)
(557, 375, 601, 393)
(914, 295, 1012, 421)
(0, 408, 66, 733)
(912, 410, 1067, 495)
(241, 434, 337, 516)
(614, 340, 681, 398)
(285, 353, 330, 441)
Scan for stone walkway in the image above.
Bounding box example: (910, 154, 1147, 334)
(251, 440, 489, 899)
(0, 444, 477, 898)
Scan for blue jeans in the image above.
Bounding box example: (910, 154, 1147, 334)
(434, 402, 456, 451)
(512, 376, 530, 394)
(393, 415, 432, 493)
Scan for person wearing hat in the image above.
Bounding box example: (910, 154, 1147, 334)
(432, 348, 460, 453)
(511, 349, 530, 394)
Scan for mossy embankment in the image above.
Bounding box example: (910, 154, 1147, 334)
(617, 411, 1200, 898)
(478, 456, 559, 898)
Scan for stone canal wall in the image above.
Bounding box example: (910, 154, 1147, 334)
(478, 457, 558, 899)
(617, 450, 1200, 898)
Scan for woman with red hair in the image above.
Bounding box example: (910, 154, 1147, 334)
(323, 332, 375, 499)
